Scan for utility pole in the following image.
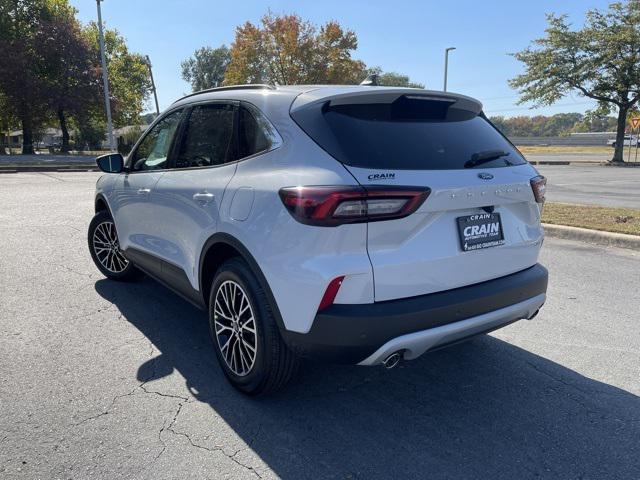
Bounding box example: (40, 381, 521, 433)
(145, 55, 160, 116)
(96, 0, 115, 151)
(443, 47, 456, 92)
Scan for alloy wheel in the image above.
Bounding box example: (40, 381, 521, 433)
(92, 221, 129, 273)
(213, 280, 258, 376)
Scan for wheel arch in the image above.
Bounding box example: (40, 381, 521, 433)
(199, 233, 287, 332)
(95, 194, 112, 215)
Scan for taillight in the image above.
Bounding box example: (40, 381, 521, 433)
(278, 186, 431, 226)
(530, 175, 547, 203)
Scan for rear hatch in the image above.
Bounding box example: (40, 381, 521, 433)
(291, 88, 544, 301)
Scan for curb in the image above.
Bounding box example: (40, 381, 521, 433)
(542, 223, 640, 251)
(0, 165, 97, 173)
(528, 161, 570, 166)
(528, 161, 605, 166)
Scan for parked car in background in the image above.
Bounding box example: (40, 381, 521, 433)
(88, 84, 548, 395)
(608, 134, 638, 147)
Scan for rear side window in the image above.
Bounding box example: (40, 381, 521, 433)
(237, 103, 279, 159)
(175, 104, 235, 168)
(291, 98, 526, 170)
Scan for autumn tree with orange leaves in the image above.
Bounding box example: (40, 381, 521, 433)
(224, 12, 367, 86)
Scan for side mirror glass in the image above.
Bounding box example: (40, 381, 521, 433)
(96, 153, 124, 173)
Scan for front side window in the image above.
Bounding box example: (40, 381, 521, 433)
(130, 110, 182, 171)
(175, 104, 236, 169)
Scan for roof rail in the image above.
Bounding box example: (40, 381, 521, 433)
(173, 84, 276, 104)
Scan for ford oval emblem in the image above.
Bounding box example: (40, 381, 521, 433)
(478, 172, 494, 180)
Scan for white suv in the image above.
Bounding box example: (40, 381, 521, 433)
(89, 85, 548, 395)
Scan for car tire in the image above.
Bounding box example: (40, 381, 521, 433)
(209, 258, 299, 395)
(88, 210, 141, 281)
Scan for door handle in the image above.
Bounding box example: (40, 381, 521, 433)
(137, 188, 151, 195)
(193, 192, 215, 205)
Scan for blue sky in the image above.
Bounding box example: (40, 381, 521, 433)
(70, 0, 613, 116)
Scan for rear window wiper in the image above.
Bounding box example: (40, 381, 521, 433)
(464, 150, 511, 168)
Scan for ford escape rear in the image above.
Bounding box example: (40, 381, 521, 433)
(89, 85, 548, 395)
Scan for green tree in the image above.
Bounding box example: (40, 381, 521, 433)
(39, 13, 99, 152)
(570, 112, 617, 133)
(489, 112, 622, 137)
(543, 113, 583, 136)
(0, 92, 17, 154)
(509, 1, 640, 162)
(365, 67, 424, 88)
(489, 115, 511, 136)
(181, 46, 230, 92)
(140, 112, 158, 124)
(83, 23, 152, 128)
(224, 12, 366, 85)
(0, 0, 65, 154)
(75, 115, 105, 150)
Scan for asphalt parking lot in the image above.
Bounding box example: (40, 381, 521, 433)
(1, 172, 639, 479)
(537, 164, 640, 208)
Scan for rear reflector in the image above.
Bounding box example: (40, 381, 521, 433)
(530, 176, 547, 203)
(279, 186, 431, 226)
(318, 276, 345, 312)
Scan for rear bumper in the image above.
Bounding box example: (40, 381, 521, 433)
(282, 264, 548, 364)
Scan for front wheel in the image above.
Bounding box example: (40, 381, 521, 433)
(209, 258, 299, 395)
(88, 210, 141, 281)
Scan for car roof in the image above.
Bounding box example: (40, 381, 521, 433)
(171, 84, 481, 109)
(171, 84, 314, 108)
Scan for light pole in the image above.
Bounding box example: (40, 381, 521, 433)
(443, 47, 456, 92)
(145, 55, 160, 116)
(96, 0, 115, 151)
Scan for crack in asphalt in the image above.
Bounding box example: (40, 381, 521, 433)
(67, 306, 119, 323)
(73, 340, 160, 427)
(72, 385, 140, 426)
(54, 263, 95, 279)
(71, 339, 262, 478)
(37, 172, 66, 182)
(154, 395, 263, 478)
(163, 420, 263, 479)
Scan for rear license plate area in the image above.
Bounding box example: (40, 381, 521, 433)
(457, 213, 505, 252)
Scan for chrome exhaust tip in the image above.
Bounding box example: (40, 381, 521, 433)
(382, 352, 402, 370)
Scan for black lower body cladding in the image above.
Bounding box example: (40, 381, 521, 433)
(282, 264, 548, 364)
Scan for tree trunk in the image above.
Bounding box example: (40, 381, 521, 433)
(611, 106, 628, 163)
(57, 108, 70, 153)
(21, 117, 34, 155)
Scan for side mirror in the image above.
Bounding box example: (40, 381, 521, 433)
(96, 153, 125, 173)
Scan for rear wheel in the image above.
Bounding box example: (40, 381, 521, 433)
(88, 210, 141, 281)
(209, 258, 299, 395)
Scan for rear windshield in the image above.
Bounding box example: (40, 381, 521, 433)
(291, 99, 527, 170)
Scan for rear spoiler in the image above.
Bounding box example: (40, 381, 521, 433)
(290, 87, 483, 118)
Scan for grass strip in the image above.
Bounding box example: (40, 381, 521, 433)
(543, 203, 640, 236)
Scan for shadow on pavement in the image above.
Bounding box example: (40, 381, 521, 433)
(95, 277, 640, 479)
